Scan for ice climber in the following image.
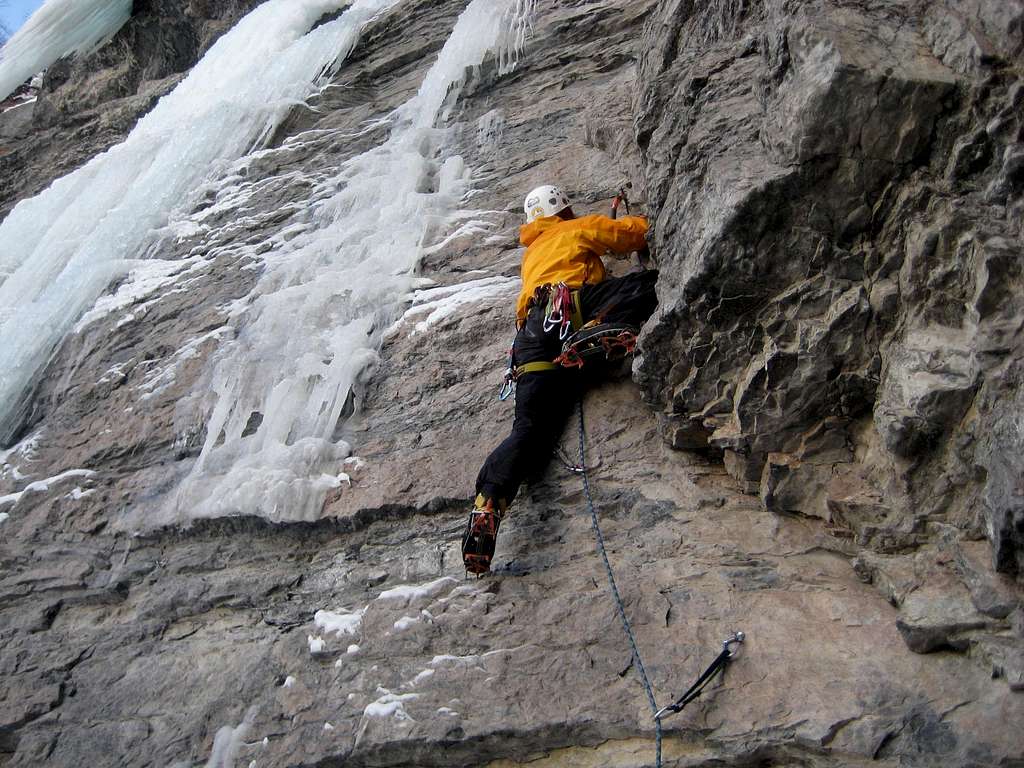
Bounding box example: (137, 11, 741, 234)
(462, 184, 658, 574)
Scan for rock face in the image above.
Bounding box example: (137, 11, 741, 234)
(1, 1, 1022, 767)
(635, 0, 1024, 679)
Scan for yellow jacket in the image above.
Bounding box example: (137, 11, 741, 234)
(516, 214, 648, 323)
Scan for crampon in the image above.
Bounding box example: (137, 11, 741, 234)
(461, 502, 503, 576)
(554, 322, 639, 369)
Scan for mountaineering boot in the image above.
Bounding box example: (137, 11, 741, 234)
(461, 494, 507, 575)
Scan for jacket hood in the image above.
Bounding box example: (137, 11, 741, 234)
(519, 215, 563, 246)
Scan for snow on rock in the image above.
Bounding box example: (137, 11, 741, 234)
(323, 722, 334, 731)
(282, 676, 296, 688)
(402, 275, 519, 336)
(376, 576, 457, 607)
(393, 616, 419, 632)
(347, 644, 360, 655)
(0, 469, 97, 509)
(410, 669, 435, 686)
(307, 635, 326, 655)
(0, 0, 133, 101)
(0, 513, 8, 525)
(137, 327, 232, 401)
(363, 691, 419, 721)
(314, 607, 367, 637)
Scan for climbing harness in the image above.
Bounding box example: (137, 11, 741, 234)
(574, 400, 745, 768)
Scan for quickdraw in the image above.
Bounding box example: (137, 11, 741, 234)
(654, 631, 746, 720)
(542, 282, 576, 340)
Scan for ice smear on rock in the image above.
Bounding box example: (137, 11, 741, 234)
(0, 0, 133, 101)
(0, 0, 399, 445)
(164, 0, 537, 525)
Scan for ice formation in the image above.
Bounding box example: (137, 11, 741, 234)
(0, 0, 401, 443)
(0, 0, 133, 101)
(0, 0, 537, 527)
(166, 0, 537, 524)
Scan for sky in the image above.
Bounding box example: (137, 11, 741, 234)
(1, 0, 45, 35)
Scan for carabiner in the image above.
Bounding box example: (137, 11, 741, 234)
(499, 371, 515, 401)
(723, 630, 745, 657)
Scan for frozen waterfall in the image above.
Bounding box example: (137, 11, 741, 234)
(164, 0, 537, 525)
(0, 0, 133, 102)
(0, 0, 402, 443)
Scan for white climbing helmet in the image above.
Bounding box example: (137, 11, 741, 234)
(523, 184, 571, 223)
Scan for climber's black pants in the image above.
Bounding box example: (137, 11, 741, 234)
(475, 270, 658, 504)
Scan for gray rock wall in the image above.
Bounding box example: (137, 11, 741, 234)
(1, 1, 1021, 766)
(635, 0, 1023, 678)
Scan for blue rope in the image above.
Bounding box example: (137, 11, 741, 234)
(576, 400, 663, 768)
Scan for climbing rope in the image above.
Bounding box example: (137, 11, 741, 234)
(575, 399, 664, 768)
(573, 399, 746, 768)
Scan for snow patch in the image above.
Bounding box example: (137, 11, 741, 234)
(0, 469, 97, 509)
(377, 576, 457, 606)
(314, 606, 367, 637)
(401, 275, 518, 336)
(363, 692, 419, 720)
(393, 616, 419, 632)
(307, 636, 325, 655)
(411, 669, 435, 686)
(282, 676, 296, 688)
(0, 513, 9, 525)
